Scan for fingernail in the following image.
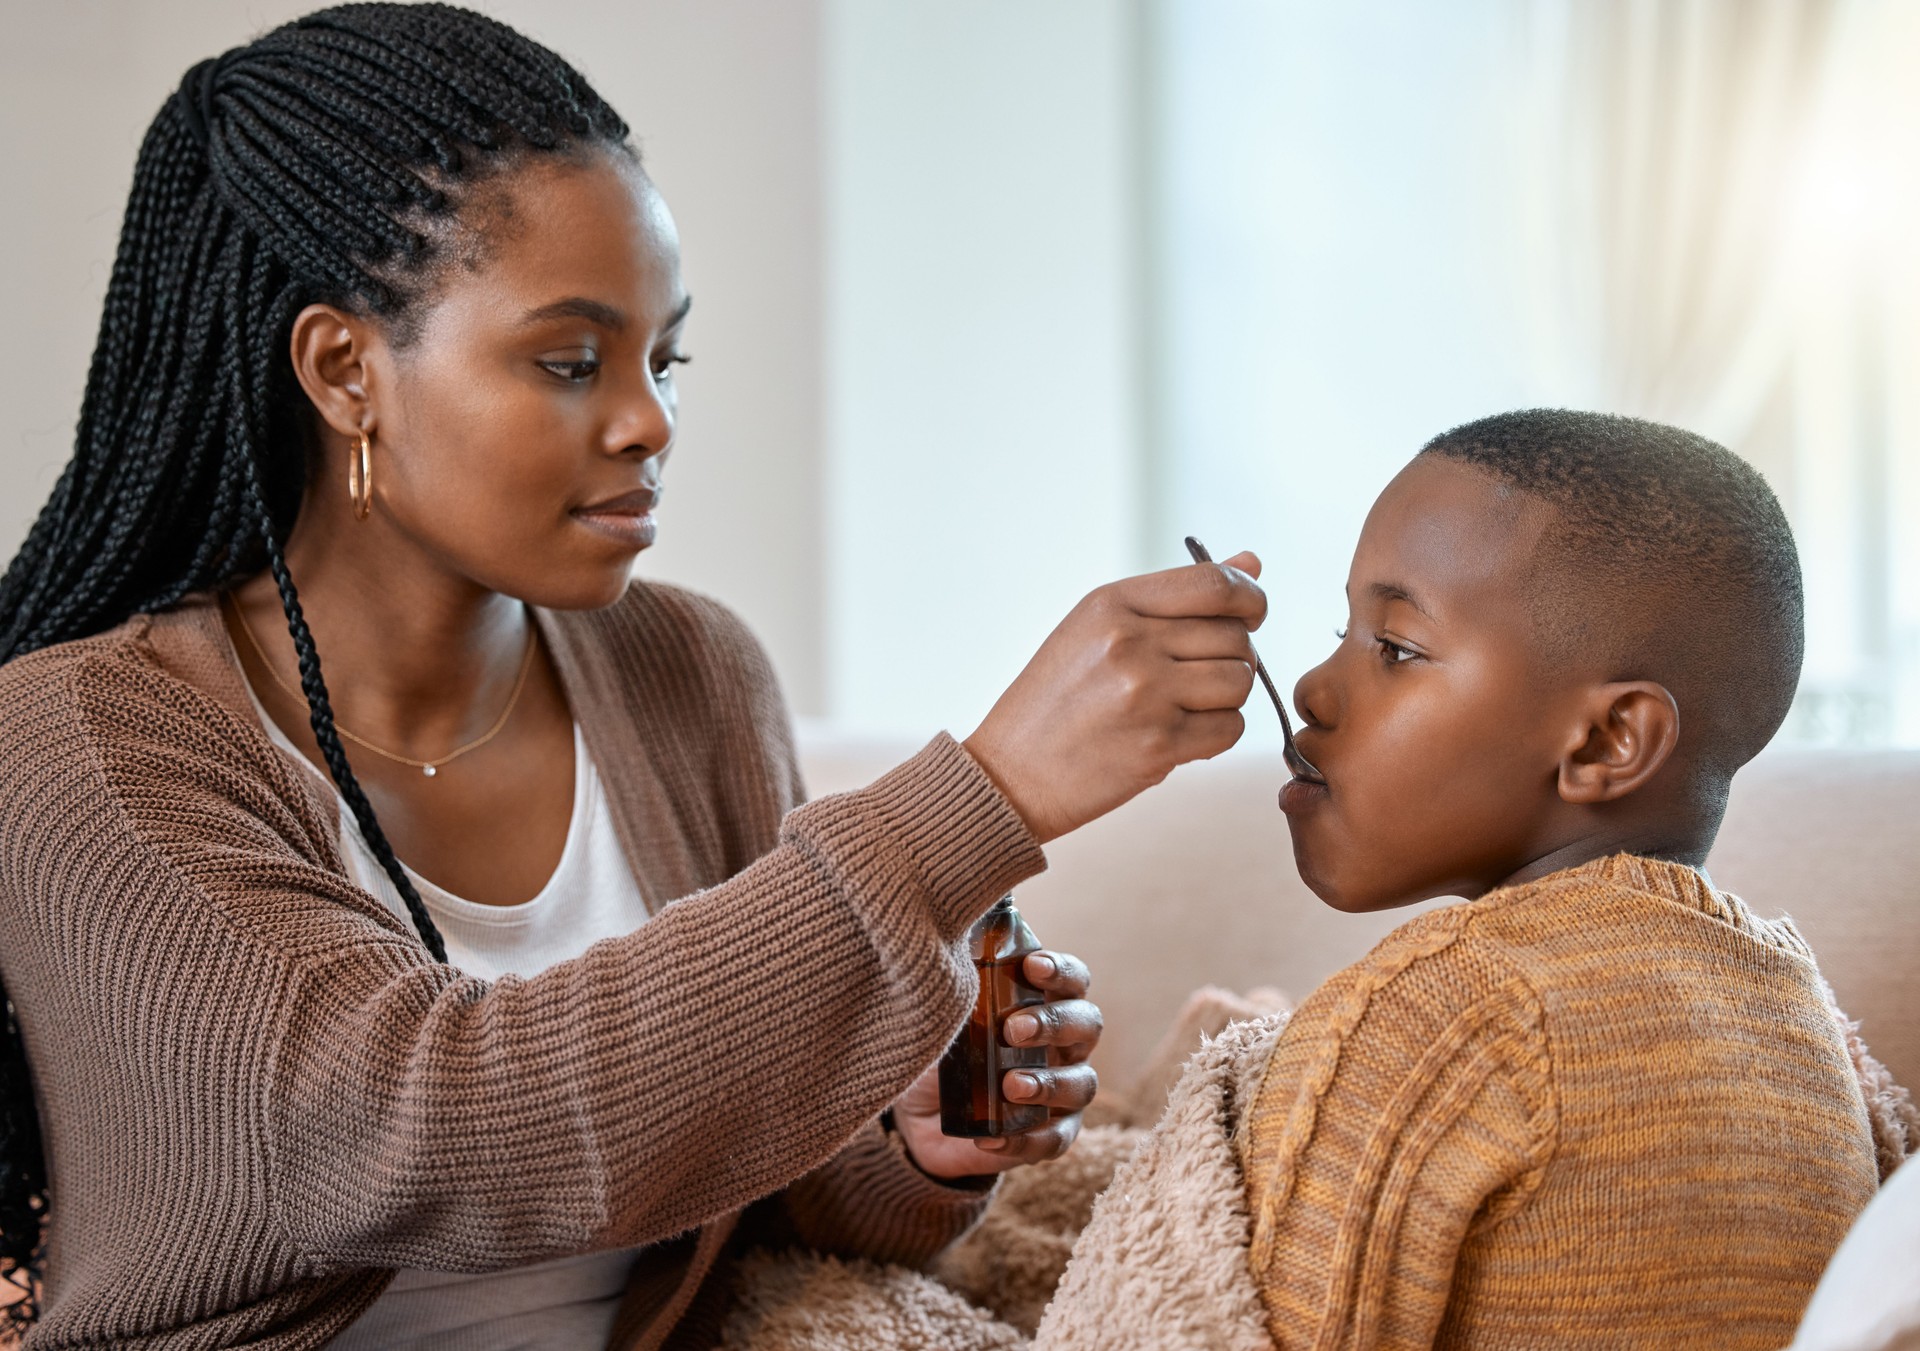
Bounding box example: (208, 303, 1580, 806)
(977, 1137, 1008, 1151)
(1028, 953, 1057, 979)
(1007, 1072, 1039, 1100)
(1006, 1013, 1039, 1044)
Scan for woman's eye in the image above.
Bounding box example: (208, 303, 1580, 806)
(539, 356, 600, 383)
(652, 352, 692, 382)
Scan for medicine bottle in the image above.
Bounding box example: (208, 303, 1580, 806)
(939, 894, 1048, 1137)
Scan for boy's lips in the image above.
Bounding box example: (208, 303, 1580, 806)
(1279, 774, 1329, 814)
(1279, 750, 1328, 814)
(1279, 736, 1328, 813)
(1289, 735, 1328, 787)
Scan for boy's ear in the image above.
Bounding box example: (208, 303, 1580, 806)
(1556, 681, 1680, 805)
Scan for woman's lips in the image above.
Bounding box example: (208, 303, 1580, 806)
(573, 489, 660, 548)
(574, 510, 657, 548)
(1279, 775, 1329, 815)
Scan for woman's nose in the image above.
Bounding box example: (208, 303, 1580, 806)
(605, 372, 675, 460)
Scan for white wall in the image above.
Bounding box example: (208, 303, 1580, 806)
(824, 0, 1147, 736)
(5, 0, 1153, 738)
(1153, 0, 1540, 707)
(1, 0, 832, 714)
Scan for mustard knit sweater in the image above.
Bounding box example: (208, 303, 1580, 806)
(1241, 854, 1883, 1350)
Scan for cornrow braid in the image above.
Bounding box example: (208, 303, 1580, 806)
(0, 4, 630, 1324)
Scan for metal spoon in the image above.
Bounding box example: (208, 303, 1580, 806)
(1183, 536, 1324, 783)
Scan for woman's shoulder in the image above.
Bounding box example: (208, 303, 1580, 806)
(0, 603, 335, 865)
(549, 575, 794, 763)
(0, 598, 257, 747)
(0, 613, 175, 757)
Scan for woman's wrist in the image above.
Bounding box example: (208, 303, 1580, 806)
(882, 1108, 999, 1190)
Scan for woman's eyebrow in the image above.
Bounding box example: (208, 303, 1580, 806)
(518, 297, 629, 330)
(516, 294, 693, 334)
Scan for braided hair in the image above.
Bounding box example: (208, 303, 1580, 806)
(0, 4, 630, 1322)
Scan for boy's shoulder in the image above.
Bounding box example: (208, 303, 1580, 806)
(1261, 892, 1551, 1073)
(1453, 852, 1825, 1035)
(1234, 852, 1803, 1161)
(1346, 852, 1818, 993)
(1238, 850, 1856, 1170)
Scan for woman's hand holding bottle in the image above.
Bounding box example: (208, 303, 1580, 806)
(890, 948, 1102, 1178)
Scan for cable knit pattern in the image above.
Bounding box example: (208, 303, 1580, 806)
(1244, 924, 1469, 1273)
(0, 586, 1044, 1350)
(1239, 854, 1883, 1350)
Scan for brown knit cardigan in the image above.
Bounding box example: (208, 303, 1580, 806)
(0, 586, 1045, 1349)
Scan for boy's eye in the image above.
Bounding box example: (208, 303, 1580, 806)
(1334, 626, 1349, 640)
(652, 351, 692, 382)
(1376, 636, 1418, 664)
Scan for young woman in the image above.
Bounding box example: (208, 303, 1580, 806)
(0, 6, 1265, 1348)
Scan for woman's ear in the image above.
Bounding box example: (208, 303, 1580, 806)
(288, 303, 381, 440)
(1556, 681, 1681, 805)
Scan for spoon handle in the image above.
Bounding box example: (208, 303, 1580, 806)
(1182, 536, 1322, 781)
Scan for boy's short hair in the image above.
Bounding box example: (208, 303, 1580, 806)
(1420, 409, 1803, 783)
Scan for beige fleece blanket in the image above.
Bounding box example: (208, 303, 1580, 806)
(716, 1012, 1286, 1351)
(1029, 1014, 1285, 1351)
(717, 990, 1914, 1351)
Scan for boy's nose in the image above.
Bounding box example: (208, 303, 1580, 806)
(1293, 660, 1336, 732)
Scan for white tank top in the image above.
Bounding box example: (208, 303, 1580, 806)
(245, 686, 651, 1350)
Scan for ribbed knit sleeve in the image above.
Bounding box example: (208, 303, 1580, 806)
(1239, 931, 1556, 1350)
(0, 590, 1046, 1339)
(777, 1119, 996, 1267)
(266, 733, 1036, 1268)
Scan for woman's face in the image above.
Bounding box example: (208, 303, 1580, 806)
(337, 151, 690, 611)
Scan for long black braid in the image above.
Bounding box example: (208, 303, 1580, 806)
(0, 5, 630, 1323)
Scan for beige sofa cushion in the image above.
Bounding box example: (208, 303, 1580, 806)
(798, 732, 1920, 1093)
(1709, 748, 1920, 1095)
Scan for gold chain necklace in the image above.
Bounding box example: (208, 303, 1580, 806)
(225, 594, 538, 778)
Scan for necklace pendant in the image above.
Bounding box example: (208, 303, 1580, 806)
(422, 764, 438, 778)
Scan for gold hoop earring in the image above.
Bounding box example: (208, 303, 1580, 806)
(348, 428, 373, 521)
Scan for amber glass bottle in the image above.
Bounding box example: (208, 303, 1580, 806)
(939, 894, 1048, 1137)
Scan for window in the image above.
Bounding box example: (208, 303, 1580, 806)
(1150, 0, 1920, 746)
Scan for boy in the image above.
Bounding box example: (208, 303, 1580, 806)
(1036, 410, 1912, 1351)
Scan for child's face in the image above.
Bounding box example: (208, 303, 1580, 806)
(1283, 456, 1588, 911)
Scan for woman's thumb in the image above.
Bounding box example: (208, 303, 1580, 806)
(1220, 549, 1262, 580)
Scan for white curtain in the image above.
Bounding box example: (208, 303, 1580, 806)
(1514, 0, 1920, 744)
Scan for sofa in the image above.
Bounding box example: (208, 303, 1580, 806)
(797, 732, 1920, 1097)
(1, 737, 1907, 1340)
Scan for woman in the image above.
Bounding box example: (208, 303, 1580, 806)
(0, 6, 1265, 1349)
